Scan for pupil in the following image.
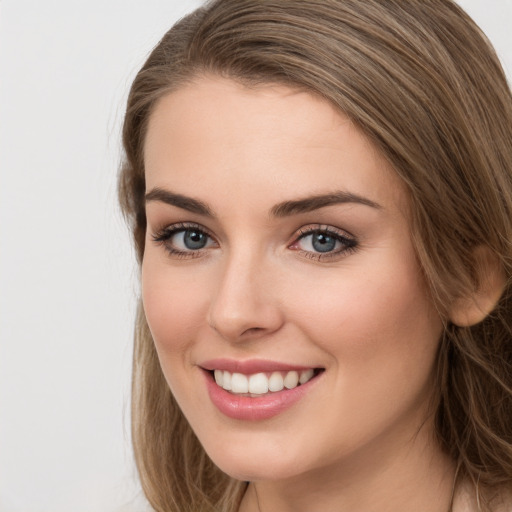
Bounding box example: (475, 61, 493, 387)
(312, 233, 336, 253)
(184, 230, 207, 250)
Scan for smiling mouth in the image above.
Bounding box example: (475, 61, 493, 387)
(209, 368, 324, 396)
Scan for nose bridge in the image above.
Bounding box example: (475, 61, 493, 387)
(207, 243, 282, 341)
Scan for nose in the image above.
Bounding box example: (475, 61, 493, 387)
(207, 249, 284, 342)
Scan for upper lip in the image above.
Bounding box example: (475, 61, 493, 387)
(199, 358, 320, 374)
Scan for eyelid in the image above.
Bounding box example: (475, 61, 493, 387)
(295, 224, 355, 239)
(289, 224, 358, 260)
(151, 221, 217, 258)
(150, 221, 358, 261)
(151, 221, 215, 241)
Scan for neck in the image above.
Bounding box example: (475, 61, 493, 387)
(239, 423, 456, 512)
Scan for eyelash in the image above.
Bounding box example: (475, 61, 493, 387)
(292, 225, 358, 261)
(151, 222, 358, 261)
(151, 222, 216, 259)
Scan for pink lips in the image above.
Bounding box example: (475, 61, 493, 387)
(200, 359, 322, 421)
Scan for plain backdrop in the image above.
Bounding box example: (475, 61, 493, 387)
(0, 1, 510, 511)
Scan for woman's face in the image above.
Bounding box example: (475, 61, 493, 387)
(142, 76, 443, 482)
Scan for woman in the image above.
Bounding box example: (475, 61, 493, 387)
(119, 1, 512, 511)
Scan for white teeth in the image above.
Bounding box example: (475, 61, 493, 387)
(230, 373, 249, 393)
(299, 369, 314, 384)
(268, 372, 284, 392)
(248, 373, 269, 394)
(284, 370, 299, 389)
(214, 369, 224, 387)
(223, 370, 232, 391)
(214, 368, 317, 395)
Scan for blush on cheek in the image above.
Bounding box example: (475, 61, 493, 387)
(310, 266, 438, 365)
(142, 274, 207, 358)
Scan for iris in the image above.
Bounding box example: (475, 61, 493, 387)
(183, 230, 208, 250)
(311, 232, 337, 253)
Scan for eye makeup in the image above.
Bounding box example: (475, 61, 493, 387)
(290, 224, 358, 261)
(150, 221, 358, 262)
(151, 222, 217, 259)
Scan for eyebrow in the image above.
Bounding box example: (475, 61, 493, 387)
(145, 187, 213, 216)
(145, 187, 381, 218)
(271, 191, 382, 217)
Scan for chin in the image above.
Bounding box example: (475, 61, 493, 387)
(216, 459, 303, 483)
(201, 438, 313, 482)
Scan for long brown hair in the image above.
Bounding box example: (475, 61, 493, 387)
(119, 1, 512, 510)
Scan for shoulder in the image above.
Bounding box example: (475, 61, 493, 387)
(492, 489, 512, 512)
(452, 480, 478, 512)
(453, 481, 512, 512)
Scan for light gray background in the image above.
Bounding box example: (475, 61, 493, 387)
(0, 1, 510, 511)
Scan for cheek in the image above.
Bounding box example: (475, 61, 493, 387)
(141, 254, 208, 357)
(291, 251, 442, 390)
(285, 261, 443, 459)
(141, 255, 215, 417)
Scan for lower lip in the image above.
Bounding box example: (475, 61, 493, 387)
(203, 370, 321, 421)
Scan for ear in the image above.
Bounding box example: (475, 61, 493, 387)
(449, 246, 506, 327)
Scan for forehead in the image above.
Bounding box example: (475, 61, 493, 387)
(143, 76, 407, 215)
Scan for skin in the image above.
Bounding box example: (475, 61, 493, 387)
(142, 76, 455, 512)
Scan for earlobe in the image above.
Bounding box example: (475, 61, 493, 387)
(449, 246, 506, 327)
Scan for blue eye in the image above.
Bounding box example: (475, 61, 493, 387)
(152, 224, 216, 256)
(293, 227, 357, 259)
(179, 229, 209, 250)
(309, 232, 338, 252)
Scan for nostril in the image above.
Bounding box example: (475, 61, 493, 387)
(241, 327, 264, 336)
